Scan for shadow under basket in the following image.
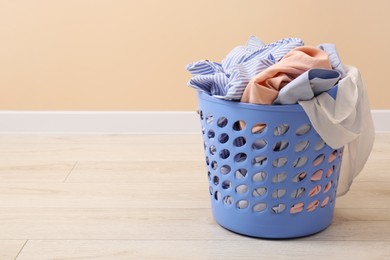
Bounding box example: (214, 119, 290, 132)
(197, 89, 343, 239)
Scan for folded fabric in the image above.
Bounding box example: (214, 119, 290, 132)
(241, 46, 333, 105)
(299, 65, 375, 196)
(186, 37, 304, 100)
(273, 69, 341, 105)
(317, 44, 346, 78)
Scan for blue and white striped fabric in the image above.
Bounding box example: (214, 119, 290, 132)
(186, 36, 304, 100)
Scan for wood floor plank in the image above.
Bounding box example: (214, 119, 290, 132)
(66, 160, 390, 183)
(0, 162, 76, 183)
(0, 240, 26, 260)
(15, 240, 390, 260)
(334, 182, 390, 209)
(0, 133, 388, 259)
(66, 159, 389, 183)
(66, 161, 206, 183)
(0, 182, 388, 209)
(0, 182, 209, 208)
(0, 208, 389, 241)
(1, 159, 384, 185)
(354, 159, 390, 182)
(0, 142, 205, 162)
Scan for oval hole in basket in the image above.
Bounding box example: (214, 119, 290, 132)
(223, 195, 233, 205)
(293, 172, 307, 183)
(314, 139, 326, 151)
(217, 117, 228, 128)
(272, 189, 286, 198)
(272, 157, 288, 168)
(198, 110, 204, 120)
(252, 156, 267, 167)
(209, 145, 217, 155)
(233, 137, 246, 147)
(210, 160, 218, 170)
(293, 156, 308, 168)
(271, 204, 286, 214)
(206, 114, 214, 124)
(295, 140, 310, 152)
(326, 165, 334, 178)
(291, 187, 306, 198)
(207, 130, 215, 139)
(218, 133, 229, 144)
(310, 169, 323, 182)
(252, 171, 267, 182)
(273, 140, 289, 152)
(312, 154, 325, 166)
(272, 172, 287, 183)
(308, 185, 322, 197)
(233, 120, 246, 131)
(222, 180, 231, 189)
(253, 203, 267, 213)
(252, 139, 267, 150)
(235, 168, 248, 179)
(213, 176, 219, 185)
(220, 165, 231, 175)
(306, 200, 320, 212)
(274, 124, 289, 136)
(252, 123, 267, 134)
(252, 187, 267, 197)
(290, 202, 304, 214)
(236, 200, 249, 209)
(328, 150, 338, 163)
(324, 181, 332, 193)
(321, 196, 330, 208)
(234, 153, 247, 163)
(219, 149, 230, 159)
(236, 184, 248, 194)
(214, 191, 221, 201)
(295, 124, 311, 136)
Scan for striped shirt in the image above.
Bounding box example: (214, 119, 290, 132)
(186, 36, 304, 100)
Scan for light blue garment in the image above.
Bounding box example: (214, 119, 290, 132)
(317, 44, 346, 78)
(273, 69, 341, 105)
(186, 36, 304, 100)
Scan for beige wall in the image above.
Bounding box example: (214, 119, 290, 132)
(0, 0, 389, 110)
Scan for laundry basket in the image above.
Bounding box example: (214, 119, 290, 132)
(197, 88, 343, 238)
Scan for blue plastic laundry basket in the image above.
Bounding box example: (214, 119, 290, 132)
(197, 87, 343, 238)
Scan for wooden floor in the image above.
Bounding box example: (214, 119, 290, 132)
(0, 133, 389, 260)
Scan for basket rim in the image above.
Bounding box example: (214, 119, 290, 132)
(197, 86, 338, 113)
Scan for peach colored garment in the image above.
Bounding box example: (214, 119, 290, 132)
(321, 196, 330, 207)
(241, 46, 332, 104)
(309, 185, 322, 197)
(310, 169, 323, 181)
(307, 200, 320, 212)
(290, 202, 304, 214)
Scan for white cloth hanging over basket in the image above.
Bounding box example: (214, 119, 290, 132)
(299, 65, 375, 196)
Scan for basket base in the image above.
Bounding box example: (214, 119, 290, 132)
(212, 204, 335, 239)
(216, 220, 332, 239)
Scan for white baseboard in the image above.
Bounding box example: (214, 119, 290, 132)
(371, 110, 390, 133)
(0, 110, 388, 133)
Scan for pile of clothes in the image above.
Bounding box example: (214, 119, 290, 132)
(186, 36, 375, 196)
(186, 36, 345, 105)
